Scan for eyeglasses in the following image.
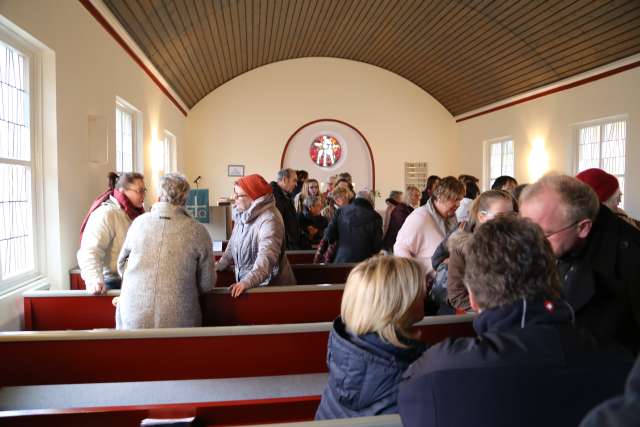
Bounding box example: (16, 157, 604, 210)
(128, 187, 147, 195)
(234, 192, 249, 199)
(544, 220, 582, 238)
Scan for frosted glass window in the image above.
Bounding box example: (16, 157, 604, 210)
(116, 104, 134, 172)
(577, 119, 626, 207)
(488, 139, 514, 189)
(0, 41, 35, 283)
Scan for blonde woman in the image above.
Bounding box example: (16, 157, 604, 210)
(293, 178, 321, 213)
(315, 256, 427, 419)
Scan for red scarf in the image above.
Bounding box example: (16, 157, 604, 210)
(79, 189, 145, 241)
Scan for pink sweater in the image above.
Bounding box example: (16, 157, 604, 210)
(393, 200, 457, 277)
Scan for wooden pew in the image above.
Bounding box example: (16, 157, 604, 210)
(0, 402, 402, 427)
(0, 395, 322, 427)
(0, 315, 475, 387)
(23, 285, 345, 330)
(247, 414, 402, 426)
(69, 261, 352, 290)
(213, 250, 316, 264)
(215, 264, 353, 287)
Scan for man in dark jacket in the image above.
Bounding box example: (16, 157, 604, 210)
(398, 215, 633, 427)
(520, 174, 640, 352)
(323, 190, 382, 263)
(580, 354, 640, 427)
(270, 168, 305, 249)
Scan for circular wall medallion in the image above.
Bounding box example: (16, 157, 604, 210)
(309, 135, 342, 168)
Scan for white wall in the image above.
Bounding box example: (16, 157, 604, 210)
(0, 0, 187, 330)
(457, 66, 640, 217)
(185, 57, 457, 208)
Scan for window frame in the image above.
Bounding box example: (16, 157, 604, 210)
(573, 115, 628, 207)
(0, 25, 46, 294)
(483, 136, 515, 190)
(162, 129, 177, 174)
(115, 97, 141, 173)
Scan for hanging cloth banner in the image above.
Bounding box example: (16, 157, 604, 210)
(186, 188, 210, 223)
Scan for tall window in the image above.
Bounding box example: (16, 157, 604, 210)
(115, 100, 135, 172)
(162, 130, 176, 174)
(487, 138, 514, 189)
(577, 118, 627, 207)
(0, 40, 35, 286)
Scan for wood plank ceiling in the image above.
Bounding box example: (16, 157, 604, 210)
(103, 0, 640, 116)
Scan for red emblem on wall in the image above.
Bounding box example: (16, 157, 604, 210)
(310, 135, 342, 168)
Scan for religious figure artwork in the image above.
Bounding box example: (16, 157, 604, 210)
(310, 135, 342, 168)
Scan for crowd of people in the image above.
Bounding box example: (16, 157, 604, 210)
(76, 165, 640, 426)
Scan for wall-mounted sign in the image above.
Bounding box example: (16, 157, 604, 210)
(227, 164, 245, 177)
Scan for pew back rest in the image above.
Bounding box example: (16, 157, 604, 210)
(23, 285, 346, 330)
(0, 315, 475, 386)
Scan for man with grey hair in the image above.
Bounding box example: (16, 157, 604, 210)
(270, 168, 304, 249)
(399, 215, 633, 427)
(116, 173, 215, 329)
(322, 188, 382, 263)
(520, 174, 640, 351)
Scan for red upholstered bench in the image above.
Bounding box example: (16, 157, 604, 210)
(23, 285, 345, 330)
(0, 315, 475, 387)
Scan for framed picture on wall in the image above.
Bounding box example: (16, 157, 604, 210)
(228, 164, 245, 177)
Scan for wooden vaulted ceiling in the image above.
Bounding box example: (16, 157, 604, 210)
(103, 0, 640, 116)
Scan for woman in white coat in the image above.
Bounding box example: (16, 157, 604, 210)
(77, 172, 145, 294)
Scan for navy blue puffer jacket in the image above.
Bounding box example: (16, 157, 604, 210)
(315, 317, 426, 420)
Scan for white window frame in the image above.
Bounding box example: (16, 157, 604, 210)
(0, 23, 46, 294)
(115, 97, 142, 173)
(574, 115, 628, 207)
(483, 137, 515, 190)
(162, 130, 177, 174)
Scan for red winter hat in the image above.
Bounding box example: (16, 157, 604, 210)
(576, 168, 619, 202)
(235, 174, 272, 200)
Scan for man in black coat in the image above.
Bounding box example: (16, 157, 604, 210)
(580, 354, 640, 427)
(323, 190, 382, 263)
(520, 174, 640, 352)
(270, 168, 305, 249)
(398, 215, 633, 427)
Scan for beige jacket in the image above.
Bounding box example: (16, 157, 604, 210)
(77, 196, 131, 287)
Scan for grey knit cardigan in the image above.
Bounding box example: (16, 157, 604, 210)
(116, 202, 216, 329)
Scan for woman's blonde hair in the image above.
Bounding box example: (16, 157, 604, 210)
(341, 256, 426, 347)
(295, 178, 320, 212)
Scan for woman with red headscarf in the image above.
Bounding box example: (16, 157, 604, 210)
(217, 174, 296, 297)
(78, 172, 146, 295)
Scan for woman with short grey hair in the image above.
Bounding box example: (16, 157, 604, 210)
(116, 173, 216, 329)
(159, 173, 191, 206)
